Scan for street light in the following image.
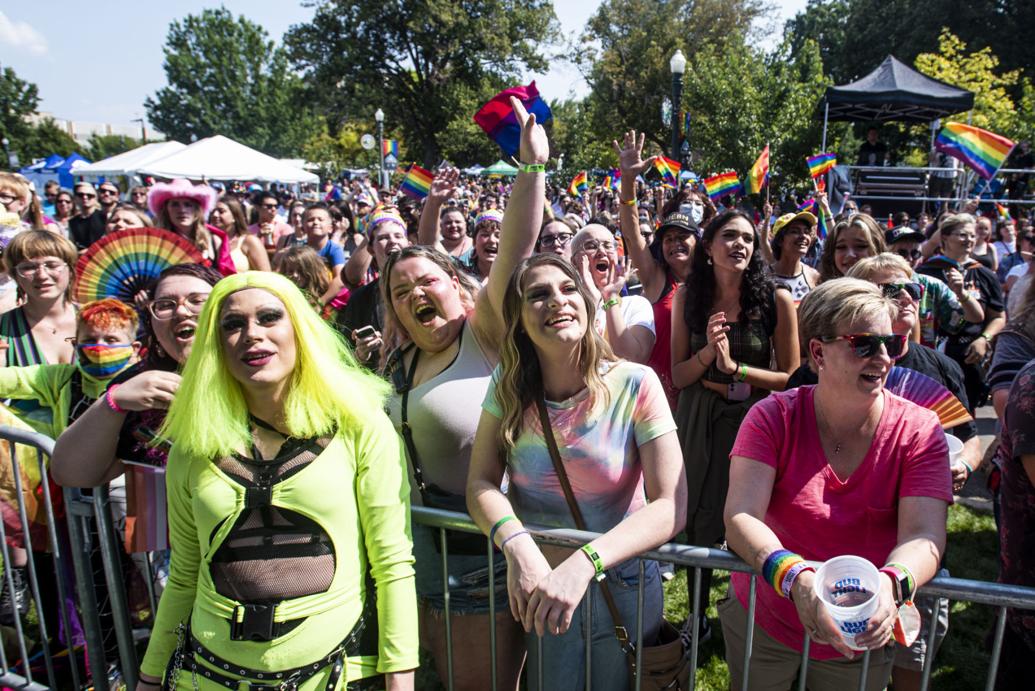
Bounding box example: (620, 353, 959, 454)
(374, 108, 385, 189)
(669, 49, 686, 163)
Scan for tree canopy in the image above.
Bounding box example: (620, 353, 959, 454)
(145, 8, 317, 157)
(0, 65, 79, 165)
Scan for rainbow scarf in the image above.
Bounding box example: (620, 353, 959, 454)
(568, 171, 588, 196)
(399, 164, 434, 199)
(76, 343, 135, 380)
(654, 156, 681, 188)
(935, 122, 1014, 180)
(748, 145, 770, 194)
(806, 152, 837, 178)
(703, 171, 742, 200)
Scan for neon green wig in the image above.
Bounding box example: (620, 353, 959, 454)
(159, 270, 390, 459)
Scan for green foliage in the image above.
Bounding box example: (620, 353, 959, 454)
(681, 37, 830, 194)
(87, 134, 140, 162)
(577, 0, 767, 153)
(144, 8, 318, 157)
(548, 99, 615, 175)
(285, 0, 560, 166)
(24, 119, 79, 161)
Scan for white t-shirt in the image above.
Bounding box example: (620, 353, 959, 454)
(1007, 262, 1030, 281)
(993, 240, 1015, 259)
(594, 294, 656, 340)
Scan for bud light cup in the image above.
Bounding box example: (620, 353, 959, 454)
(813, 555, 881, 650)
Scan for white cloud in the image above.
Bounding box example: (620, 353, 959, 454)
(0, 11, 48, 56)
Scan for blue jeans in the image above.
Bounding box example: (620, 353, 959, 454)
(525, 560, 663, 691)
(411, 523, 508, 614)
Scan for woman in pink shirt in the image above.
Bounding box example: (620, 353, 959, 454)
(722, 278, 952, 691)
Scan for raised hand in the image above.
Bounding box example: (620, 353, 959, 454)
(600, 259, 627, 302)
(511, 96, 549, 165)
(577, 254, 602, 305)
(612, 130, 657, 178)
(427, 167, 460, 206)
(111, 370, 182, 411)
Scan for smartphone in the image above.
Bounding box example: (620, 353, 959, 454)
(353, 325, 376, 340)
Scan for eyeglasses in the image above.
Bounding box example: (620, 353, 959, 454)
(822, 333, 907, 359)
(0, 193, 17, 204)
(76, 193, 97, 199)
(14, 261, 67, 278)
(541, 233, 573, 248)
(580, 239, 616, 252)
(261, 204, 279, 210)
(895, 248, 923, 261)
(877, 281, 924, 302)
(148, 293, 209, 319)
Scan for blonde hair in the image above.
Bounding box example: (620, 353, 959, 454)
(159, 271, 390, 458)
(156, 202, 214, 256)
(846, 252, 914, 282)
(496, 254, 615, 453)
(275, 245, 331, 308)
(797, 277, 897, 366)
(3, 229, 78, 301)
(939, 213, 976, 237)
(819, 213, 886, 281)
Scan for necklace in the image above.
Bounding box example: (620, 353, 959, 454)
(833, 442, 842, 455)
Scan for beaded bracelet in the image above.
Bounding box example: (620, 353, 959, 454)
(103, 385, 127, 415)
(489, 514, 517, 547)
(762, 549, 813, 599)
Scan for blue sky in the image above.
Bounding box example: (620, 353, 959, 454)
(0, 1, 804, 127)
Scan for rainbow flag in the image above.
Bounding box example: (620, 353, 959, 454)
(703, 171, 742, 200)
(610, 168, 621, 191)
(381, 139, 398, 159)
(473, 81, 553, 157)
(796, 198, 828, 240)
(399, 164, 434, 199)
(568, 171, 588, 196)
(655, 156, 681, 188)
(806, 152, 837, 178)
(748, 145, 770, 194)
(936, 122, 1014, 179)
(996, 202, 1011, 221)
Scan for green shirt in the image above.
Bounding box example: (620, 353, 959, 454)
(140, 411, 419, 684)
(0, 363, 109, 438)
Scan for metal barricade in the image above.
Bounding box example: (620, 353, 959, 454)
(413, 505, 1035, 691)
(0, 425, 82, 690)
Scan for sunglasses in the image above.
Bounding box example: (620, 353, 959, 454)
(877, 281, 924, 302)
(822, 333, 907, 360)
(76, 193, 97, 199)
(895, 248, 922, 261)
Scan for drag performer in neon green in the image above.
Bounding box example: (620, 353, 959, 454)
(138, 271, 417, 690)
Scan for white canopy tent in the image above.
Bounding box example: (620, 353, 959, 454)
(75, 141, 187, 179)
(137, 135, 318, 183)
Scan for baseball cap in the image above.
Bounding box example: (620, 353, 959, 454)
(772, 212, 817, 238)
(885, 225, 926, 245)
(658, 211, 699, 235)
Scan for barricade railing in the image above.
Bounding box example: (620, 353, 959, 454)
(412, 505, 1035, 691)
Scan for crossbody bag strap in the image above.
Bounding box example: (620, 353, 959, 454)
(534, 395, 633, 657)
(399, 346, 429, 493)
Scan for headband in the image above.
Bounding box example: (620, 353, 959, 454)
(366, 207, 406, 233)
(475, 209, 504, 227)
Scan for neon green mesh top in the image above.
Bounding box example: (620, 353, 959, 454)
(139, 411, 419, 685)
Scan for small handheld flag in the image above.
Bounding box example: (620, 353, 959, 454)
(796, 198, 828, 240)
(806, 152, 837, 178)
(399, 164, 434, 200)
(703, 171, 742, 200)
(610, 168, 621, 191)
(473, 81, 553, 157)
(935, 122, 1014, 180)
(748, 145, 770, 194)
(568, 171, 588, 196)
(996, 203, 1011, 221)
(654, 157, 681, 188)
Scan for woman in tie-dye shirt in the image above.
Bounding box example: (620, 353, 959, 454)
(466, 254, 687, 691)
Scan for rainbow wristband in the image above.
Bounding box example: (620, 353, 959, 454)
(489, 515, 517, 547)
(762, 549, 807, 599)
(880, 562, 916, 604)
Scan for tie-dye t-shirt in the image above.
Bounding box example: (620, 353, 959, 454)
(482, 361, 676, 534)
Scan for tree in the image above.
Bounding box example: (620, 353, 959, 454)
(145, 8, 317, 157)
(576, 0, 767, 154)
(0, 66, 80, 166)
(87, 134, 140, 161)
(547, 98, 614, 174)
(284, 0, 560, 166)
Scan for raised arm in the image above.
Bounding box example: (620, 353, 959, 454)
(416, 168, 459, 251)
(343, 234, 373, 287)
(471, 97, 548, 352)
(613, 130, 663, 294)
(757, 202, 775, 265)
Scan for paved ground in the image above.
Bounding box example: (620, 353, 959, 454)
(957, 404, 997, 513)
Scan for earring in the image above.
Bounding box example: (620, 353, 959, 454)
(707, 257, 713, 266)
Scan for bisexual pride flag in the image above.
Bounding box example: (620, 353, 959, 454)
(935, 122, 1014, 180)
(474, 81, 553, 157)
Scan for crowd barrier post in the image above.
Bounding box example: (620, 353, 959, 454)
(412, 505, 1035, 691)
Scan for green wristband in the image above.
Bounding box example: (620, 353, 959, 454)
(519, 163, 546, 173)
(489, 515, 517, 546)
(580, 544, 606, 582)
(737, 362, 749, 382)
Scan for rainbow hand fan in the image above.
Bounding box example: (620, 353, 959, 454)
(74, 228, 205, 305)
(885, 366, 973, 429)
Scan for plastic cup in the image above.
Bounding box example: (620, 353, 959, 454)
(813, 555, 881, 650)
(944, 433, 964, 466)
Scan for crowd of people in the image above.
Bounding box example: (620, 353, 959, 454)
(0, 98, 1032, 691)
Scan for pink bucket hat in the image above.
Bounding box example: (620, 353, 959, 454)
(147, 178, 219, 218)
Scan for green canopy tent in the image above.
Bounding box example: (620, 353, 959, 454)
(481, 160, 518, 176)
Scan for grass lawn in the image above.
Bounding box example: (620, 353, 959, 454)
(416, 503, 1000, 690)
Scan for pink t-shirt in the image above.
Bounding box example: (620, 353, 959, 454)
(729, 386, 953, 659)
(247, 220, 294, 244)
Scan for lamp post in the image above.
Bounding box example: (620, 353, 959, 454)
(374, 108, 385, 189)
(669, 49, 686, 163)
